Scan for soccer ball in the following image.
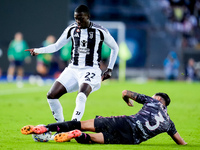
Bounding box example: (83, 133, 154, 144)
(32, 132, 52, 142)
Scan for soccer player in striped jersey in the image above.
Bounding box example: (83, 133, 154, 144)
(25, 5, 119, 122)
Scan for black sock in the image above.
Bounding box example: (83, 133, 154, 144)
(75, 133, 92, 144)
(46, 121, 81, 132)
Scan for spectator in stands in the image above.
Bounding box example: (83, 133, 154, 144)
(181, 14, 198, 48)
(163, 51, 180, 80)
(7, 32, 30, 87)
(165, 1, 198, 48)
(159, 0, 172, 18)
(185, 58, 197, 81)
(29, 35, 56, 86)
(36, 35, 56, 77)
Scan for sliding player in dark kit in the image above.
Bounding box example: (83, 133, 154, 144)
(21, 90, 187, 145)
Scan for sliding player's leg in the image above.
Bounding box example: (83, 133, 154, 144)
(21, 119, 95, 135)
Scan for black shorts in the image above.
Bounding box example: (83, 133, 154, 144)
(94, 116, 134, 144)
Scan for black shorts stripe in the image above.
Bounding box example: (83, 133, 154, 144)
(85, 28, 96, 66)
(97, 29, 104, 63)
(72, 27, 81, 66)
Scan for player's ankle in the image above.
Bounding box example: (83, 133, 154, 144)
(75, 133, 92, 144)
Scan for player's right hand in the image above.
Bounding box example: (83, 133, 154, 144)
(25, 49, 38, 56)
(127, 100, 134, 107)
(101, 69, 112, 81)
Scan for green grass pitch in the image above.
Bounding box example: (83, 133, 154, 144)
(0, 80, 199, 150)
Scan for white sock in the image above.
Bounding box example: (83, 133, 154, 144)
(47, 99, 64, 122)
(16, 76, 23, 81)
(7, 75, 13, 82)
(71, 92, 87, 121)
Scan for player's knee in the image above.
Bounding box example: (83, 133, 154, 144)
(47, 91, 59, 99)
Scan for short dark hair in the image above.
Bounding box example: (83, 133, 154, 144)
(75, 5, 90, 15)
(155, 92, 171, 106)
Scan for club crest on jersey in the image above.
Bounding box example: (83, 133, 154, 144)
(74, 33, 79, 38)
(76, 29, 80, 32)
(89, 32, 93, 39)
(78, 40, 89, 54)
(81, 40, 87, 47)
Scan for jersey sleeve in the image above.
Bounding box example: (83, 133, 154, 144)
(167, 119, 177, 136)
(102, 30, 119, 69)
(136, 94, 154, 104)
(34, 25, 73, 54)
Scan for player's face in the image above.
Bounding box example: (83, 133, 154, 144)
(152, 95, 163, 103)
(15, 32, 23, 41)
(74, 12, 90, 28)
(152, 95, 159, 101)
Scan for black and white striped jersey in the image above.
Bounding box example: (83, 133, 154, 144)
(34, 22, 119, 69)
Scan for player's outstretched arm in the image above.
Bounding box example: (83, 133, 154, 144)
(25, 49, 38, 56)
(122, 90, 139, 107)
(170, 132, 187, 145)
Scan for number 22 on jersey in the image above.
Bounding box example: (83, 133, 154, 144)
(84, 72, 96, 82)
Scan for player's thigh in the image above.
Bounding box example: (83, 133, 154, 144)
(56, 67, 79, 93)
(78, 67, 102, 93)
(94, 116, 134, 144)
(94, 118, 120, 144)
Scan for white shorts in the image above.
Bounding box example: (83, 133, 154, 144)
(56, 66, 102, 93)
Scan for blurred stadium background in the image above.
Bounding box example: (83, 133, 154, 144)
(1, 0, 200, 82)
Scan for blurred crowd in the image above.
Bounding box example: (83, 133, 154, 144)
(160, 0, 200, 49)
(159, 0, 200, 82)
(1, 0, 200, 87)
(163, 51, 200, 81)
(1, 32, 111, 87)
(4, 32, 73, 87)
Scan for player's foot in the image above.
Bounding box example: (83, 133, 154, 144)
(32, 125, 48, 134)
(54, 130, 82, 142)
(21, 125, 35, 135)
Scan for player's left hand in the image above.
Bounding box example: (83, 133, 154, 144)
(101, 69, 112, 81)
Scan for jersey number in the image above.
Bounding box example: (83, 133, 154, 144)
(145, 111, 165, 131)
(85, 72, 95, 81)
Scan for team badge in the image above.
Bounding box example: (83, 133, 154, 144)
(81, 40, 87, 47)
(89, 32, 93, 39)
(76, 29, 80, 32)
(78, 40, 89, 54)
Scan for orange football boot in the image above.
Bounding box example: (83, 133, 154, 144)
(54, 130, 82, 142)
(21, 125, 35, 135)
(32, 125, 48, 134)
